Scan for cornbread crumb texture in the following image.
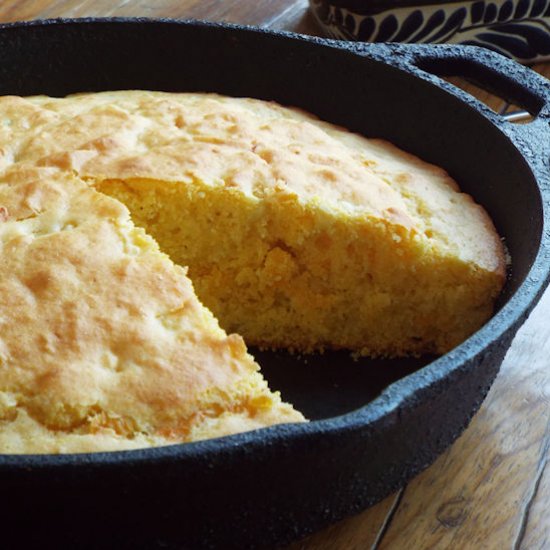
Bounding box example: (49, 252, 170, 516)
(0, 91, 505, 452)
(0, 167, 302, 454)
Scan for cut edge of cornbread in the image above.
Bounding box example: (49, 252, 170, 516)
(0, 166, 304, 454)
(93, 174, 504, 357)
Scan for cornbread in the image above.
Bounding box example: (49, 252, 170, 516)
(0, 91, 505, 452)
(0, 167, 303, 453)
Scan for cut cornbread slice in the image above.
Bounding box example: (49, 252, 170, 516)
(0, 91, 505, 356)
(0, 167, 303, 454)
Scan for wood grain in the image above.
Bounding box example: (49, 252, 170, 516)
(519, 439, 550, 550)
(1, 2, 549, 549)
(0, 0, 313, 29)
(377, 288, 550, 549)
(288, 492, 403, 550)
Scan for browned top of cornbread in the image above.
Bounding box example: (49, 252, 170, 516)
(0, 90, 506, 452)
(0, 166, 303, 453)
(0, 91, 505, 275)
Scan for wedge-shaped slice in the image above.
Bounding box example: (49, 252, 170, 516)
(0, 92, 505, 356)
(0, 167, 303, 454)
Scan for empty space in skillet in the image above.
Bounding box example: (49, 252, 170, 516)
(0, 19, 542, 422)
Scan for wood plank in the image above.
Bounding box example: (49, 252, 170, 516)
(519, 439, 550, 550)
(287, 492, 403, 550)
(375, 286, 550, 549)
(0, 0, 309, 26)
(0, 0, 320, 36)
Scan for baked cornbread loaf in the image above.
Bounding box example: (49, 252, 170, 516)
(0, 167, 303, 453)
(0, 91, 507, 453)
(0, 91, 505, 358)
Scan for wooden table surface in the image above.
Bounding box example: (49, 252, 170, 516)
(4, 1, 549, 549)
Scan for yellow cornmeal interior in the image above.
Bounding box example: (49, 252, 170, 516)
(0, 89, 506, 368)
(0, 168, 304, 454)
(94, 177, 503, 356)
(0, 90, 507, 453)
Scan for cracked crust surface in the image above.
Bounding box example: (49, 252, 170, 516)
(0, 91, 506, 452)
(0, 92, 504, 274)
(0, 167, 303, 453)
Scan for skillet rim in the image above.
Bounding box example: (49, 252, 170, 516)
(0, 17, 548, 468)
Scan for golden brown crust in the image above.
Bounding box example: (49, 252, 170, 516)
(0, 91, 504, 275)
(0, 167, 303, 454)
(0, 91, 506, 453)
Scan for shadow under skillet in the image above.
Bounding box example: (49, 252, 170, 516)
(252, 347, 436, 421)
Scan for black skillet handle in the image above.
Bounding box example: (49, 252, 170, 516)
(401, 44, 550, 117)
(346, 42, 550, 170)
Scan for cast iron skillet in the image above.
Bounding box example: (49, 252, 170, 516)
(0, 18, 549, 550)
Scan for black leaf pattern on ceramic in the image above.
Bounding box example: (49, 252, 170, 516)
(472, 18, 550, 61)
(497, 22, 550, 54)
(393, 10, 424, 42)
(374, 14, 399, 41)
(357, 17, 375, 41)
(471, 1, 485, 23)
(531, 0, 547, 17)
(309, 0, 550, 63)
(476, 31, 536, 58)
(514, 0, 531, 18)
(345, 13, 356, 34)
(412, 9, 446, 42)
(498, 0, 514, 20)
(430, 7, 467, 42)
(484, 3, 498, 23)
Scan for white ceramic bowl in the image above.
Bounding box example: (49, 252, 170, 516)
(309, 0, 550, 63)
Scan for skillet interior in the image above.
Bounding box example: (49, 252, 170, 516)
(0, 18, 548, 549)
(0, 18, 541, 419)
